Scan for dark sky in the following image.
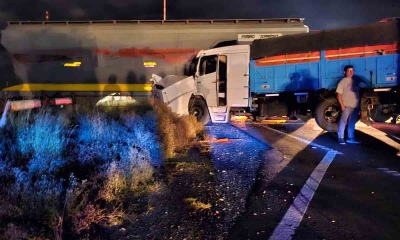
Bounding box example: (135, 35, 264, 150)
(0, 0, 399, 30)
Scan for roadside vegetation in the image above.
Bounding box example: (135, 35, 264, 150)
(0, 99, 218, 239)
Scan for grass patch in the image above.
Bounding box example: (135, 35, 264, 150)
(0, 100, 204, 239)
(184, 198, 212, 211)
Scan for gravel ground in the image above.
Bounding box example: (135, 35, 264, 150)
(114, 123, 272, 240)
(204, 123, 272, 237)
(205, 123, 271, 182)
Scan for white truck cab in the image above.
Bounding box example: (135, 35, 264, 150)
(151, 45, 250, 124)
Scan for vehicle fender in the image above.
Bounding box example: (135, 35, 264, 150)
(166, 90, 196, 116)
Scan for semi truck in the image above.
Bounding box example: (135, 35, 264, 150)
(151, 18, 400, 131)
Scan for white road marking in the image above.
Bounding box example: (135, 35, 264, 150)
(390, 135, 400, 142)
(377, 168, 390, 171)
(269, 150, 338, 240)
(254, 124, 341, 239)
(377, 168, 400, 177)
(260, 125, 341, 154)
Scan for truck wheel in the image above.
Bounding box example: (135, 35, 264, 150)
(189, 99, 210, 125)
(315, 98, 340, 132)
(369, 105, 393, 122)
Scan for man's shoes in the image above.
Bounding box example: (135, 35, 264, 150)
(346, 138, 361, 144)
(338, 138, 346, 145)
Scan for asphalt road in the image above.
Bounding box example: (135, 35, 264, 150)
(228, 118, 400, 240)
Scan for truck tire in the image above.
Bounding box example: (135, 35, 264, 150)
(369, 105, 393, 122)
(189, 99, 210, 125)
(315, 98, 340, 132)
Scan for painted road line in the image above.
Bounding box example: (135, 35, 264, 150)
(260, 125, 341, 153)
(377, 168, 390, 171)
(269, 150, 338, 240)
(390, 135, 400, 142)
(377, 168, 400, 177)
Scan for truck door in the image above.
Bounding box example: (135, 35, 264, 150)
(227, 52, 249, 107)
(196, 55, 218, 107)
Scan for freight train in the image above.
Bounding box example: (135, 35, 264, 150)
(0, 18, 308, 110)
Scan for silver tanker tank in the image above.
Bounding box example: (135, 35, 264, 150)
(0, 18, 308, 99)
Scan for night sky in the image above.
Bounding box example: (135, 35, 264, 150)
(0, 0, 399, 30)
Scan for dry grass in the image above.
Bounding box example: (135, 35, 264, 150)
(72, 204, 123, 234)
(101, 161, 128, 202)
(152, 100, 204, 158)
(184, 198, 212, 211)
(101, 148, 155, 202)
(1, 224, 28, 240)
(0, 100, 204, 239)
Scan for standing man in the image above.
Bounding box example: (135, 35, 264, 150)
(336, 65, 361, 144)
